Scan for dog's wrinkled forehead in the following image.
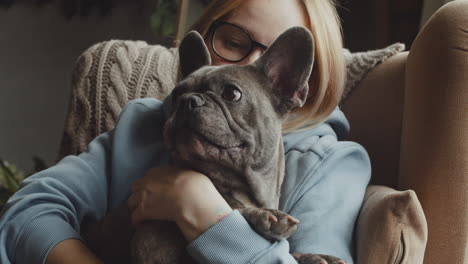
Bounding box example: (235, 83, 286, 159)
(183, 64, 260, 90)
(164, 27, 315, 117)
(164, 63, 262, 115)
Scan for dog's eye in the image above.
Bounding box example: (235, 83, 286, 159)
(222, 85, 242, 102)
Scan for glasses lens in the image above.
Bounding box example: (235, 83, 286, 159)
(213, 23, 252, 62)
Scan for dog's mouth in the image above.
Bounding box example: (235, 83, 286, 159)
(169, 128, 246, 165)
(193, 131, 245, 150)
(165, 105, 248, 163)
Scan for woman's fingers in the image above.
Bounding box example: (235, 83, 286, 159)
(127, 190, 145, 211)
(131, 177, 146, 192)
(128, 190, 149, 226)
(131, 167, 165, 192)
(130, 205, 144, 226)
(126, 166, 209, 226)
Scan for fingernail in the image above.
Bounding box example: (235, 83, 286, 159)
(287, 215, 300, 224)
(269, 215, 278, 222)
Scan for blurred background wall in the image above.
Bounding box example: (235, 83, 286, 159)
(420, 0, 458, 26)
(338, 0, 423, 51)
(0, 0, 204, 172)
(0, 0, 454, 172)
(338, 0, 459, 51)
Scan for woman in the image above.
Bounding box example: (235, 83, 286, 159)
(1, 1, 364, 263)
(4, 0, 465, 263)
(65, 1, 366, 262)
(3, 1, 363, 263)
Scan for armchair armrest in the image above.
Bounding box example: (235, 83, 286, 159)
(355, 185, 427, 264)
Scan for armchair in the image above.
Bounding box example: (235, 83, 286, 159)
(342, 2, 468, 261)
(58, 42, 426, 263)
(57, 3, 468, 264)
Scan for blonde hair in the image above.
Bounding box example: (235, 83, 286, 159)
(185, 0, 345, 133)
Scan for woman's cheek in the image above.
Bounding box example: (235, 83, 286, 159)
(211, 55, 222, 66)
(204, 37, 224, 66)
(211, 55, 230, 66)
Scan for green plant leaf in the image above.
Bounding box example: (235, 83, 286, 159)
(0, 185, 12, 209)
(0, 159, 20, 193)
(150, 0, 178, 37)
(0, 157, 48, 213)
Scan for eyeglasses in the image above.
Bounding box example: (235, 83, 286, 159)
(210, 20, 269, 63)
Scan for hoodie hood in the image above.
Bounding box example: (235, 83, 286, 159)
(282, 106, 350, 153)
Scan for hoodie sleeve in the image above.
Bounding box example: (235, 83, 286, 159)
(186, 209, 298, 263)
(186, 140, 371, 264)
(0, 98, 169, 264)
(0, 101, 148, 264)
(284, 140, 372, 264)
(0, 129, 113, 264)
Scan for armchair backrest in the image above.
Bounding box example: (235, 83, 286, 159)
(341, 52, 408, 189)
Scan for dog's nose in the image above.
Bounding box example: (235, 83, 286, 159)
(184, 94, 205, 110)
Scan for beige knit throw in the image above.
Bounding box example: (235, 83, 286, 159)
(56, 40, 405, 162)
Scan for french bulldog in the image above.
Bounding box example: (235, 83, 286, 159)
(83, 27, 346, 264)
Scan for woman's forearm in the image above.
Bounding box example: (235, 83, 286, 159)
(175, 182, 233, 242)
(46, 239, 103, 264)
(127, 165, 233, 243)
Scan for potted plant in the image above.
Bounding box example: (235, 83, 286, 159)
(0, 157, 47, 212)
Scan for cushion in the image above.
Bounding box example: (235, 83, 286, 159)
(355, 185, 428, 264)
(342, 43, 406, 103)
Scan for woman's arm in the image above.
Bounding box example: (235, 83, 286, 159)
(47, 239, 103, 264)
(0, 100, 162, 264)
(183, 140, 370, 264)
(128, 167, 299, 263)
(0, 129, 114, 264)
(284, 141, 371, 264)
(127, 166, 233, 242)
(175, 182, 233, 242)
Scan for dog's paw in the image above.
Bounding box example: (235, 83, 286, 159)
(291, 253, 348, 264)
(238, 207, 299, 240)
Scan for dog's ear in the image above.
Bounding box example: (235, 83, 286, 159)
(254, 27, 315, 115)
(179, 31, 212, 79)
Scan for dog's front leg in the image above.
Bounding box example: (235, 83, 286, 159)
(237, 207, 299, 241)
(291, 253, 348, 264)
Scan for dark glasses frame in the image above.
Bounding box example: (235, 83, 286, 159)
(210, 20, 269, 63)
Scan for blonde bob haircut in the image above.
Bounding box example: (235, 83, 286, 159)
(184, 0, 345, 133)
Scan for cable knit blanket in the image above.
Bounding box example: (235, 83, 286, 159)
(56, 41, 405, 162)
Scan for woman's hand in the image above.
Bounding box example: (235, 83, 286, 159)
(127, 165, 233, 242)
(128, 166, 206, 224)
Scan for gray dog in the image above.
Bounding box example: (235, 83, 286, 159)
(83, 27, 345, 264)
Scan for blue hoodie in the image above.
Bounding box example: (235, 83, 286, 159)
(0, 98, 370, 264)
